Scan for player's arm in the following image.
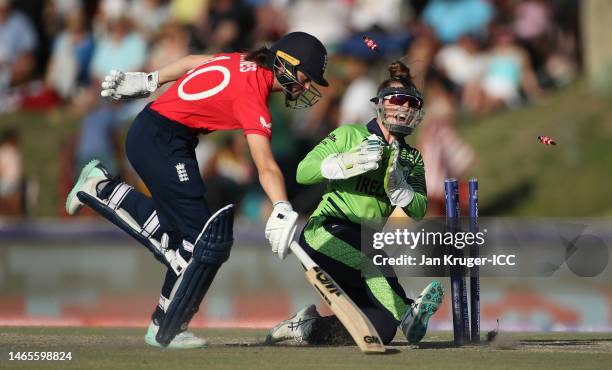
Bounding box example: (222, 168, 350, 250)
(101, 54, 214, 100)
(157, 55, 214, 85)
(246, 134, 288, 204)
(297, 126, 383, 184)
(246, 134, 297, 260)
(401, 151, 427, 220)
(296, 129, 343, 185)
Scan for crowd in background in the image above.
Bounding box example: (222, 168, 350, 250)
(0, 0, 581, 220)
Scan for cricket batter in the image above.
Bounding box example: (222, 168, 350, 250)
(267, 61, 444, 346)
(65, 32, 328, 348)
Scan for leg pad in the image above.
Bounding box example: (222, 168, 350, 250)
(156, 204, 235, 346)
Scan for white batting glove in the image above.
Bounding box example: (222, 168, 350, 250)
(265, 201, 298, 260)
(321, 134, 385, 180)
(100, 70, 159, 100)
(385, 141, 415, 207)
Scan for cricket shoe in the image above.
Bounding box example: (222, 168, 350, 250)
(65, 159, 110, 215)
(265, 304, 320, 344)
(144, 321, 208, 349)
(400, 280, 444, 344)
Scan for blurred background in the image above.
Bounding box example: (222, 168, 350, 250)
(1, 0, 612, 333)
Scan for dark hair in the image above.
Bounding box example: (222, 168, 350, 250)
(244, 47, 272, 69)
(377, 61, 415, 92)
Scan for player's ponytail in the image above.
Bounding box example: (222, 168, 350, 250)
(388, 61, 412, 82)
(377, 61, 415, 92)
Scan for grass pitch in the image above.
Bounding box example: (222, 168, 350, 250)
(0, 327, 611, 370)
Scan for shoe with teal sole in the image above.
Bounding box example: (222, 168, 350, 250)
(400, 280, 445, 344)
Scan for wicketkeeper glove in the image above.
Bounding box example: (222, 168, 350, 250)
(320, 134, 385, 180)
(100, 70, 159, 100)
(265, 201, 298, 260)
(384, 141, 415, 207)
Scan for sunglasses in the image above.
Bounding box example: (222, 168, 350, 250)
(383, 94, 422, 109)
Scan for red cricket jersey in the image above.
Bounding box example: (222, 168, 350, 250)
(150, 53, 274, 139)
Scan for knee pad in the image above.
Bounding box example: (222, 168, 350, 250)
(156, 204, 235, 346)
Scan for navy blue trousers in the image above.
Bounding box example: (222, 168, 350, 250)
(124, 105, 211, 245)
(102, 105, 212, 322)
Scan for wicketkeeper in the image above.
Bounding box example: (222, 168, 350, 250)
(65, 32, 328, 348)
(267, 61, 444, 346)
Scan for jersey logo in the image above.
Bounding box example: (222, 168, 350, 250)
(175, 163, 189, 182)
(322, 133, 336, 145)
(260, 116, 272, 130)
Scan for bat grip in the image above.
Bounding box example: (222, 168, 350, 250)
(290, 241, 317, 270)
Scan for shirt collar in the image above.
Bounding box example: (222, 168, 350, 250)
(366, 119, 388, 144)
(366, 118, 411, 149)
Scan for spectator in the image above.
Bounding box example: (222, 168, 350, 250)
(418, 71, 475, 216)
(513, 0, 553, 44)
(0, 128, 24, 216)
(169, 0, 208, 26)
(192, 0, 256, 53)
(287, 0, 350, 49)
(147, 21, 190, 75)
(75, 8, 148, 176)
(338, 55, 377, 125)
(45, 6, 95, 99)
(90, 14, 147, 82)
(513, 0, 553, 79)
(0, 0, 38, 91)
(248, 0, 288, 44)
(422, 0, 494, 44)
(435, 35, 485, 91)
(349, 0, 407, 33)
(435, 35, 486, 113)
(513, 0, 576, 88)
(129, 0, 171, 41)
(478, 26, 543, 113)
(404, 27, 440, 87)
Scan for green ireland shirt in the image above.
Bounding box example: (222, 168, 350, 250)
(296, 119, 428, 230)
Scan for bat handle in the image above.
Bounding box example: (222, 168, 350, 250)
(290, 241, 317, 270)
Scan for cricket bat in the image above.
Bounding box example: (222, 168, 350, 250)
(289, 241, 386, 353)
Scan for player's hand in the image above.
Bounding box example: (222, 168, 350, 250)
(321, 134, 384, 180)
(265, 201, 298, 260)
(100, 70, 159, 100)
(385, 141, 414, 207)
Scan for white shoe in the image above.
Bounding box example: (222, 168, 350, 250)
(65, 159, 110, 215)
(144, 321, 208, 349)
(399, 280, 444, 344)
(265, 304, 320, 344)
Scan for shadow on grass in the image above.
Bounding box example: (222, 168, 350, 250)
(391, 340, 464, 349)
(521, 338, 612, 346)
(225, 342, 402, 355)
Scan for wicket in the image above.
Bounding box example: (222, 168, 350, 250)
(444, 178, 480, 345)
(469, 179, 480, 343)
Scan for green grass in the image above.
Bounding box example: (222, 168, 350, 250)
(458, 80, 612, 217)
(0, 328, 611, 370)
